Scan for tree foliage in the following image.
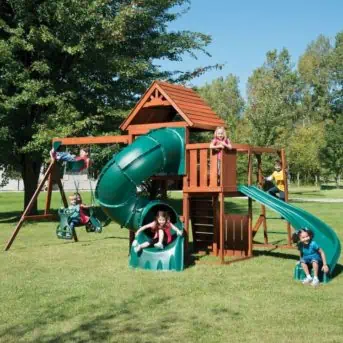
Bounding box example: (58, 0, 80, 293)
(320, 116, 343, 185)
(196, 75, 244, 139)
(245, 48, 300, 147)
(287, 124, 325, 178)
(0, 0, 213, 211)
(298, 35, 333, 123)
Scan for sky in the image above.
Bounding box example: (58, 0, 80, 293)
(159, 0, 343, 97)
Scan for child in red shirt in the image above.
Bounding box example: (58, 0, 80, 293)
(132, 211, 183, 252)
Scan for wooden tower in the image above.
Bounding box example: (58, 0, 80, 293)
(6, 80, 290, 262)
(120, 80, 291, 264)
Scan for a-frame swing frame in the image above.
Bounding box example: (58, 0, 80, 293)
(5, 135, 130, 251)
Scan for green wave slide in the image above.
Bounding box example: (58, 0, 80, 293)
(238, 185, 341, 283)
(95, 128, 185, 271)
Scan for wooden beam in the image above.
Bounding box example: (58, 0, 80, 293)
(52, 135, 130, 146)
(127, 121, 188, 135)
(250, 147, 280, 153)
(24, 214, 56, 221)
(142, 99, 171, 108)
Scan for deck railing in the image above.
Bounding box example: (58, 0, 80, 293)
(184, 143, 237, 193)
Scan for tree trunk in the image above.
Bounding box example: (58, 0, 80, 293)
(335, 174, 339, 189)
(297, 172, 300, 187)
(21, 154, 42, 214)
(315, 175, 318, 187)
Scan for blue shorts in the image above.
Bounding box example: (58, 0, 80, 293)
(300, 255, 321, 265)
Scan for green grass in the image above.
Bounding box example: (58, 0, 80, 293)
(288, 185, 343, 199)
(0, 191, 342, 343)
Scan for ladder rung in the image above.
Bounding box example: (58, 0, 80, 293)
(193, 223, 213, 227)
(191, 215, 214, 219)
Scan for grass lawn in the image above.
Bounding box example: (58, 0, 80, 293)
(288, 185, 343, 199)
(0, 190, 342, 343)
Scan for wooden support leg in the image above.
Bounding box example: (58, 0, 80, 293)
(219, 193, 224, 264)
(248, 198, 253, 257)
(262, 206, 268, 244)
(5, 162, 56, 251)
(213, 195, 219, 256)
(287, 222, 292, 246)
(56, 178, 68, 208)
(182, 193, 190, 264)
(44, 170, 54, 215)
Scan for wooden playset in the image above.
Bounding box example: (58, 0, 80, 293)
(5, 80, 291, 265)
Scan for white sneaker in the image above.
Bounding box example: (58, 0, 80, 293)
(311, 278, 320, 287)
(302, 277, 313, 285)
(154, 242, 164, 249)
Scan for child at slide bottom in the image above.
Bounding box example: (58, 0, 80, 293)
(292, 228, 329, 287)
(132, 211, 183, 253)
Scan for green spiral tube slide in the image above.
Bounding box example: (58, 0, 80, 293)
(238, 185, 341, 282)
(95, 128, 185, 271)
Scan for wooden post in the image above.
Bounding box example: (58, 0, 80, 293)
(248, 197, 253, 257)
(213, 195, 219, 256)
(128, 134, 135, 250)
(182, 128, 190, 263)
(219, 192, 225, 263)
(256, 154, 268, 244)
(44, 167, 54, 215)
(248, 149, 253, 255)
(281, 149, 292, 245)
(56, 178, 68, 208)
(248, 149, 253, 186)
(182, 192, 190, 262)
(5, 162, 56, 251)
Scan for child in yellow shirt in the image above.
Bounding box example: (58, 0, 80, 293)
(265, 161, 286, 201)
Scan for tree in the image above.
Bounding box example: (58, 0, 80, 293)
(0, 0, 213, 212)
(245, 48, 300, 147)
(287, 124, 325, 185)
(298, 35, 333, 123)
(329, 31, 343, 118)
(196, 75, 244, 140)
(320, 116, 343, 186)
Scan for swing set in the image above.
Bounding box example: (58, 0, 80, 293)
(5, 135, 130, 251)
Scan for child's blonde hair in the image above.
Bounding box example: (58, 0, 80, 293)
(214, 126, 227, 139)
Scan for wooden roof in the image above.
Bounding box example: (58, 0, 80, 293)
(120, 80, 225, 131)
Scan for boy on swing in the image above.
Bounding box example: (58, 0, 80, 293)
(50, 143, 91, 171)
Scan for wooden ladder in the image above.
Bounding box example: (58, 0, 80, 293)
(190, 196, 216, 253)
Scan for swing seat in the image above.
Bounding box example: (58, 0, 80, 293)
(90, 206, 111, 228)
(66, 160, 86, 173)
(85, 209, 102, 233)
(56, 207, 103, 240)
